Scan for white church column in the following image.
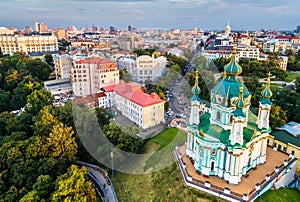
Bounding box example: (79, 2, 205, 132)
(218, 149, 225, 177)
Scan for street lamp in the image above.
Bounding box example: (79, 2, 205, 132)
(111, 152, 114, 177)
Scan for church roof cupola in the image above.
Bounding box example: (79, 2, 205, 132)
(191, 70, 201, 102)
(224, 45, 242, 76)
(260, 72, 273, 105)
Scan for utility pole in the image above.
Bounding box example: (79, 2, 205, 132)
(111, 152, 114, 177)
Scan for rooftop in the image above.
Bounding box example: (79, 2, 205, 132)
(177, 145, 291, 198)
(102, 82, 165, 108)
(276, 122, 300, 138)
(76, 57, 115, 65)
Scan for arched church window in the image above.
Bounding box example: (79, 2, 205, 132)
(211, 161, 215, 171)
(216, 111, 221, 121)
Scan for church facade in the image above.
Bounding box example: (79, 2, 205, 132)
(186, 47, 273, 185)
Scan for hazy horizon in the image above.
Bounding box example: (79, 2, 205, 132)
(0, 0, 299, 31)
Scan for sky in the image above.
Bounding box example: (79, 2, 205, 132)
(0, 0, 299, 31)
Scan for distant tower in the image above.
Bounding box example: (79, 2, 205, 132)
(189, 70, 201, 126)
(229, 87, 246, 146)
(224, 21, 231, 38)
(34, 21, 39, 32)
(257, 72, 273, 130)
(297, 25, 300, 34)
(128, 24, 133, 32)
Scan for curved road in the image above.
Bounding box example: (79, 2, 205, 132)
(78, 161, 118, 202)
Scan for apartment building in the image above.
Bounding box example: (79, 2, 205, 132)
(117, 34, 143, 50)
(101, 81, 165, 129)
(117, 55, 167, 83)
(71, 57, 119, 97)
(53, 55, 73, 79)
(0, 34, 58, 55)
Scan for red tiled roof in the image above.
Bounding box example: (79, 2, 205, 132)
(94, 92, 107, 98)
(104, 82, 165, 107)
(102, 84, 117, 93)
(274, 36, 292, 39)
(76, 57, 115, 65)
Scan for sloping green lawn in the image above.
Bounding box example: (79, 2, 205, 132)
(256, 188, 300, 202)
(286, 72, 300, 82)
(111, 128, 223, 202)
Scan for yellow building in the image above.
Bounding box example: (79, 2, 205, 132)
(0, 34, 58, 55)
(102, 81, 165, 129)
(267, 122, 300, 172)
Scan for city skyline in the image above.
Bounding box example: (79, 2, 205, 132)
(0, 0, 299, 31)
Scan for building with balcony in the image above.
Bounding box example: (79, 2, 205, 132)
(117, 55, 167, 83)
(71, 57, 119, 97)
(0, 34, 58, 55)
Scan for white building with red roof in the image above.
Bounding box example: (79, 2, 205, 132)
(71, 56, 119, 97)
(101, 81, 165, 129)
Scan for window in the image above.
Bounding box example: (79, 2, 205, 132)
(211, 161, 215, 171)
(291, 150, 295, 155)
(216, 111, 221, 121)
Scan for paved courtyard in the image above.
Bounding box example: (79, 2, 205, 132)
(177, 144, 291, 197)
(111, 112, 167, 139)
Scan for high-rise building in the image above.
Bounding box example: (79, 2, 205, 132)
(71, 57, 119, 97)
(297, 25, 300, 34)
(39, 23, 48, 33)
(24, 26, 32, 35)
(56, 28, 66, 40)
(128, 24, 133, 32)
(34, 21, 39, 32)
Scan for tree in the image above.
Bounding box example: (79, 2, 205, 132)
(19, 190, 40, 202)
(296, 76, 300, 93)
(47, 122, 77, 160)
(95, 107, 110, 127)
(270, 105, 287, 129)
(119, 68, 132, 82)
(44, 54, 53, 66)
(32, 175, 54, 199)
(26, 89, 54, 116)
(51, 165, 96, 202)
(26, 59, 52, 81)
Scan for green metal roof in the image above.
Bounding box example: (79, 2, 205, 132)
(270, 130, 300, 148)
(211, 77, 250, 107)
(197, 111, 260, 147)
(224, 57, 243, 75)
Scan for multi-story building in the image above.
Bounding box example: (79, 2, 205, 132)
(237, 45, 260, 60)
(39, 23, 48, 33)
(101, 81, 165, 129)
(71, 57, 119, 97)
(0, 27, 14, 35)
(117, 55, 167, 83)
(278, 56, 289, 71)
(53, 54, 73, 79)
(0, 34, 58, 55)
(57, 28, 67, 40)
(117, 34, 143, 50)
(268, 122, 300, 172)
(203, 45, 260, 62)
(24, 26, 32, 35)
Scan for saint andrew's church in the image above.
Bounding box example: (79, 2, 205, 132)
(186, 46, 273, 185)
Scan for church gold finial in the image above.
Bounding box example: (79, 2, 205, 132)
(195, 70, 199, 85)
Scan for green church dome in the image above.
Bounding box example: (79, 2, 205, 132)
(211, 77, 250, 107)
(211, 47, 251, 107)
(224, 46, 242, 75)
